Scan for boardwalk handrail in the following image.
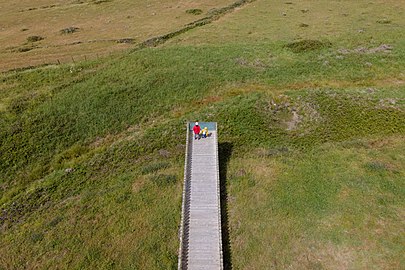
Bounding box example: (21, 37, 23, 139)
(178, 123, 192, 269)
(214, 123, 224, 269)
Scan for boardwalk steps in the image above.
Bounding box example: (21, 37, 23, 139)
(178, 122, 223, 270)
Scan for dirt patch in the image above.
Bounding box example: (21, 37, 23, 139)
(193, 95, 223, 106)
(285, 39, 332, 53)
(265, 94, 324, 134)
(235, 57, 268, 69)
(337, 44, 393, 55)
(378, 98, 398, 107)
(312, 243, 355, 270)
(158, 149, 170, 158)
(1, 187, 53, 229)
(286, 110, 301, 131)
(132, 177, 145, 193)
(235, 169, 247, 177)
(235, 57, 249, 66)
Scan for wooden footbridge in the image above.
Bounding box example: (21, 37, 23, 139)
(178, 122, 223, 270)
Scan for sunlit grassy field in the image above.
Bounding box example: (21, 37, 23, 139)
(0, 0, 235, 71)
(1, 0, 404, 269)
(167, 0, 404, 46)
(225, 136, 405, 269)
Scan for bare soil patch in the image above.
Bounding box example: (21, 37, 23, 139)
(337, 44, 393, 55)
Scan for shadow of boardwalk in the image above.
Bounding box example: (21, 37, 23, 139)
(219, 142, 233, 270)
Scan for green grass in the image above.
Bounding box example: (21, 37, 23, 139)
(1, 0, 405, 269)
(186, 9, 203, 16)
(226, 136, 405, 269)
(2, 43, 403, 184)
(167, 0, 405, 47)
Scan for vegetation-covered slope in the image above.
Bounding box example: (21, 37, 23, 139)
(1, 0, 404, 269)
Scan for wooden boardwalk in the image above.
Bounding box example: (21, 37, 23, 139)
(178, 123, 223, 270)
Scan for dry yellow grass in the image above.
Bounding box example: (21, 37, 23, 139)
(0, 0, 235, 71)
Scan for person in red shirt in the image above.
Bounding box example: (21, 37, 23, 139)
(193, 122, 201, 140)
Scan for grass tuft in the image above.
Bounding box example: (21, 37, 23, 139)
(141, 162, 170, 175)
(376, 19, 392, 24)
(116, 38, 135, 44)
(186, 9, 203, 15)
(60, 27, 80, 34)
(30, 232, 44, 243)
(47, 216, 63, 227)
(92, 0, 112, 4)
(285, 39, 332, 53)
(364, 161, 387, 172)
(150, 174, 177, 186)
(26, 35, 44, 42)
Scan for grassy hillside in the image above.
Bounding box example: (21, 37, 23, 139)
(1, 0, 404, 269)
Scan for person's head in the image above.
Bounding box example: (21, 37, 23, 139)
(195, 122, 199, 126)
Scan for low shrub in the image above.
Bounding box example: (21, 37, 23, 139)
(60, 27, 79, 34)
(27, 36, 44, 42)
(186, 9, 203, 15)
(117, 38, 135, 44)
(285, 39, 331, 53)
(92, 0, 112, 4)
